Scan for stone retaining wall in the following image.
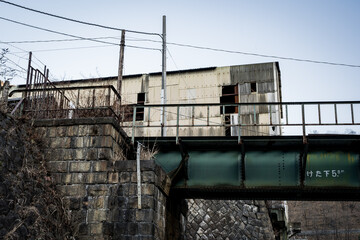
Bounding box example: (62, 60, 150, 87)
(186, 199, 275, 240)
(33, 118, 176, 239)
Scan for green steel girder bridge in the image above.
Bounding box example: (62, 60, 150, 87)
(10, 84, 360, 201)
(137, 135, 360, 201)
(130, 100, 360, 201)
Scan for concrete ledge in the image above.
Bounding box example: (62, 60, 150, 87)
(33, 117, 133, 149)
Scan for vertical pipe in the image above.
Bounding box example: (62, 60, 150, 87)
(318, 104, 321, 124)
(351, 103, 354, 124)
(285, 104, 289, 125)
(161, 15, 167, 137)
(269, 104, 272, 125)
(136, 142, 142, 209)
(147, 106, 151, 127)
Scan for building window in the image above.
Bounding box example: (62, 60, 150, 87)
(122, 92, 145, 122)
(220, 85, 238, 114)
(251, 82, 257, 93)
(220, 85, 238, 136)
(136, 92, 145, 121)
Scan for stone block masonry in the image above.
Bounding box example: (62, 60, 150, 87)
(33, 117, 179, 239)
(32, 116, 276, 239)
(34, 118, 132, 240)
(186, 199, 275, 240)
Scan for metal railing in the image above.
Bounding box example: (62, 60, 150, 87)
(9, 85, 124, 120)
(124, 101, 360, 144)
(8, 82, 360, 145)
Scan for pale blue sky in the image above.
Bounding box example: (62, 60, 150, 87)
(1, 0, 360, 103)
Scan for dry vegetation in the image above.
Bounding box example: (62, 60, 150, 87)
(0, 111, 74, 239)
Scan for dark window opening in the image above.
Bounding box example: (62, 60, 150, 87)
(251, 82, 257, 93)
(220, 85, 238, 114)
(220, 85, 238, 136)
(136, 92, 145, 121)
(122, 92, 145, 122)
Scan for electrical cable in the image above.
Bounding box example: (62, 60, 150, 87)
(167, 42, 360, 68)
(0, 17, 162, 51)
(0, 1, 359, 67)
(0, 16, 119, 46)
(0, 0, 160, 36)
(4, 33, 359, 68)
(2, 36, 122, 44)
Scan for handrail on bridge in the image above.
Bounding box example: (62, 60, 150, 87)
(9, 85, 123, 120)
(125, 101, 360, 144)
(8, 83, 360, 145)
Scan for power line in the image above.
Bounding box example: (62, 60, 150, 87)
(0, 16, 118, 46)
(0, 17, 161, 51)
(2, 17, 359, 68)
(0, 0, 160, 37)
(1, 36, 122, 44)
(167, 42, 360, 68)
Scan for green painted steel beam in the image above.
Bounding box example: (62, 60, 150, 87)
(146, 135, 360, 200)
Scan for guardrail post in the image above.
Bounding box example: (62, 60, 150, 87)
(238, 105, 241, 144)
(301, 104, 307, 143)
(334, 103, 338, 124)
(176, 106, 180, 144)
(207, 105, 210, 126)
(132, 106, 137, 144)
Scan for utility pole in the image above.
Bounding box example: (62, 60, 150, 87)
(161, 15, 167, 136)
(117, 30, 125, 101)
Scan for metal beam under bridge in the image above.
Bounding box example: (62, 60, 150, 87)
(136, 135, 360, 201)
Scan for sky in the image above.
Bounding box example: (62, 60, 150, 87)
(1, 0, 360, 104)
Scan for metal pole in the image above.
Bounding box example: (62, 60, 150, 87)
(25, 52, 32, 100)
(136, 142, 142, 209)
(117, 30, 125, 102)
(161, 15, 167, 136)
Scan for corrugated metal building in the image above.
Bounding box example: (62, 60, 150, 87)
(9, 62, 282, 137)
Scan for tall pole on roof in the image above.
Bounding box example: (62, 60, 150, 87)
(161, 15, 167, 137)
(117, 30, 125, 103)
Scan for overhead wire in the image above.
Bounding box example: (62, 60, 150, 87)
(1, 1, 359, 67)
(1, 36, 122, 44)
(0, 17, 161, 51)
(167, 42, 360, 68)
(0, 0, 160, 36)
